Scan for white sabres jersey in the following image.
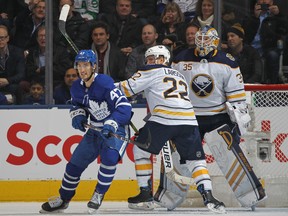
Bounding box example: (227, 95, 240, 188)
(119, 64, 198, 126)
(172, 49, 246, 116)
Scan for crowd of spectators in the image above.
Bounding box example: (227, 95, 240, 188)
(0, 0, 288, 105)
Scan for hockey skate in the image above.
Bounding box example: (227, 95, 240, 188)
(197, 185, 226, 214)
(39, 196, 69, 213)
(128, 187, 154, 210)
(87, 190, 104, 214)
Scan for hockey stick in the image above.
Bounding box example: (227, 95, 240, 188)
(59, 4, 79, 54)
(162, 140, 195, 185)
(130, 118, 195, 185)
(84, 123, 151, 149)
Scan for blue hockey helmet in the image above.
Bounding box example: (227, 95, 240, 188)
(74, 50, 97, 68)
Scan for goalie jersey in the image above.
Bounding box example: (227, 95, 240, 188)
(119, 64, 198, 126)
(70, 73, 132, 126)
(172, 49, 246, 116)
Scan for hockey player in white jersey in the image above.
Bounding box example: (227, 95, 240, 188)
(118, 45, 226, 213)
(170, 25, 267, 209)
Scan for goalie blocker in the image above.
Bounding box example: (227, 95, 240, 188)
(156, 123, 266, 210)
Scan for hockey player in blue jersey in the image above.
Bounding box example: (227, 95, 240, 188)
(40, 50, 132, 214)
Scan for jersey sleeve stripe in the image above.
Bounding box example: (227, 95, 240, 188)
(226, 92, 246, 100)
(115, 102, 132, 108)
(121, 81, 133, 97)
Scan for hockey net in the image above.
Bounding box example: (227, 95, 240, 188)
(152, 84, 288, 207)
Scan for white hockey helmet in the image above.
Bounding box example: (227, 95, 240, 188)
(195, 25, 219, 57)
(145, 45, 171, 65)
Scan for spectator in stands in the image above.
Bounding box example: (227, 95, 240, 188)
(191, 0, 214, 28)
(0, 25, 25, 104)
(157, 0, 199, 22)
(0, 0, 10, 27)
(225, 23, 262, 83)
(90, 21, 127, 81)
(12, 0, 45, 53)
(243, 0, 288, 84)
(73, 0, 99, 21)
(130, 0, 156, 24)
(172, 22, 199, 56)
(53, 67, 78, 105)
(22, 80, 45, 105)
(24, 26, 72, 90)
(100, 0, 143, 56)
(156, 1, 186, 53)
(53, 0, 91, 61)
(125, 23, 158, 77)
(99, 0, 116, 16)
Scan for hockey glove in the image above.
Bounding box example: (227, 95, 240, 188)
(226, 102, 251, 136)
(101, 119, 118, 139)
(70, 108, 87, 132)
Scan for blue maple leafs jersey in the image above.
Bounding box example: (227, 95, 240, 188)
(172, 48, 246, 116)
(70, 74, 132, 126)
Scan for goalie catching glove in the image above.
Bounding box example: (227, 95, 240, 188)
(70, 108, 87, 132)
(226, 101, 251, 136)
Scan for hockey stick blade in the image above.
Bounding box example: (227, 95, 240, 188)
(84, 123, 151, 149)
(165, 170, 195, 185)
(59, 4, 79, 54)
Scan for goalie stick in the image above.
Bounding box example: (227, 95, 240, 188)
(59, 4, 79, 54)
(161, 140, 195, 185)
(84, 123, 151, 149)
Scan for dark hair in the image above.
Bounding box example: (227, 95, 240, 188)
(195, 0, 215, 18)
(161, 2, 185, 24)
(91, 21, 110, 35)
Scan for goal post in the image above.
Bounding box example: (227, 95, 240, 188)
(152, 84, 288, 208)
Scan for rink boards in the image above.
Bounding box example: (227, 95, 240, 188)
(0, 107, 288, 206)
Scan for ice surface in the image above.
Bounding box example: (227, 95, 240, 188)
(0, 201, 287, 216)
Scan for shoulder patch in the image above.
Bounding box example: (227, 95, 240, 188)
(226, 53, 235, 61)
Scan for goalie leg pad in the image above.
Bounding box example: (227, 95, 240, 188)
(154, 147, 190, 210)
(204, 124, 267, 208)
(154, 186, 186, 211)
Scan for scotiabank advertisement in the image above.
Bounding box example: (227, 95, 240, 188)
(0, 108, 147, 180)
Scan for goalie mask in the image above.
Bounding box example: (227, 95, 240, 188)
(195, 25, 219, 57)
(145, 45, 171, 65)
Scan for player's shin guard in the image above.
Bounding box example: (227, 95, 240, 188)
(189, 160, 225, 214)
(128, 146, 154, 210)
(59, 162, 84, 201)
(205, 124, 267, 208)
